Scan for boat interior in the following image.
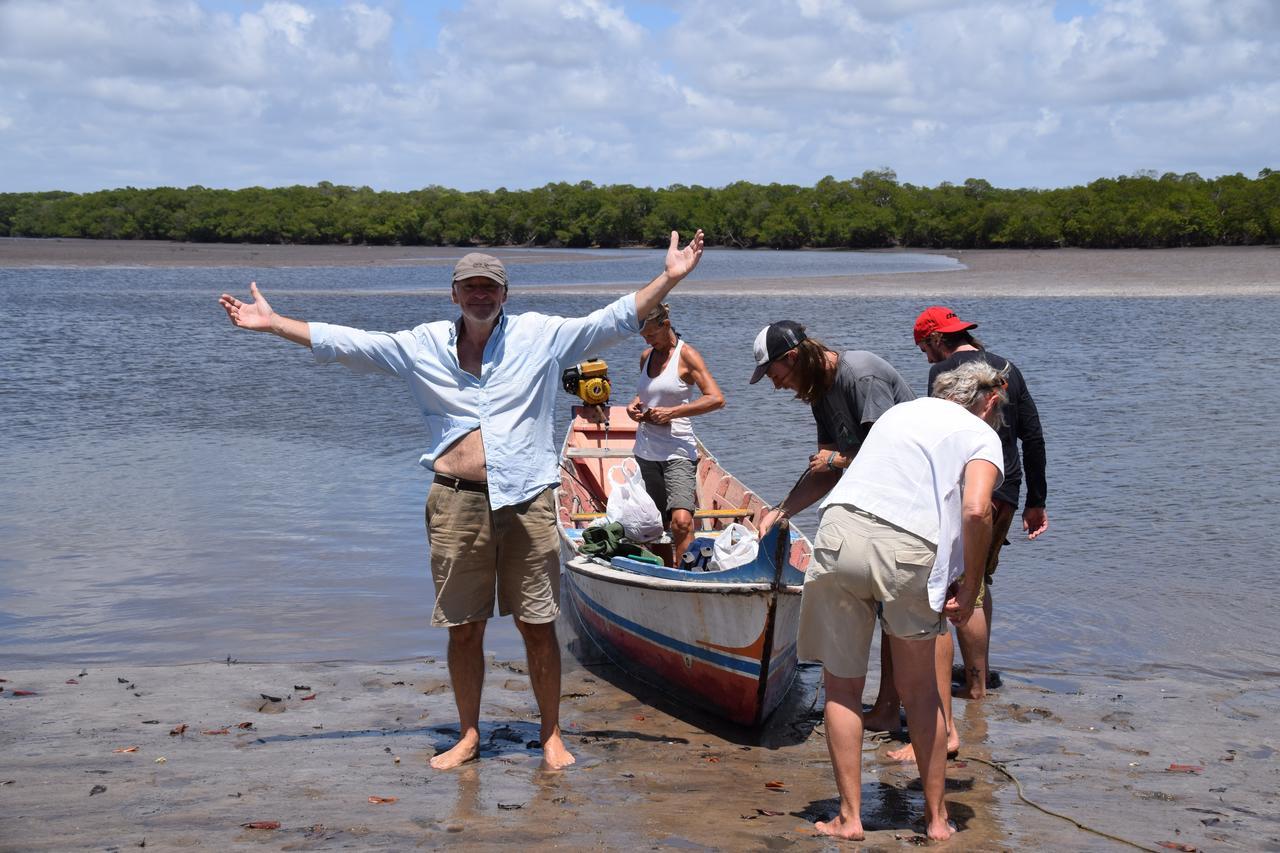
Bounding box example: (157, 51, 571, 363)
(557, 406, 811, 574)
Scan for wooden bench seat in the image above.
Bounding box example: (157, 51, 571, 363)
(568, 508, 753, 522)
(565, 448, 635, 459)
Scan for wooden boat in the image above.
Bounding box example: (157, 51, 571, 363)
(555, 406, 812, 727)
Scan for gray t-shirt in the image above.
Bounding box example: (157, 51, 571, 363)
(812, 350, 916, 456)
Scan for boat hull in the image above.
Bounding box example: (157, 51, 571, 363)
(562, 556, 800, 726)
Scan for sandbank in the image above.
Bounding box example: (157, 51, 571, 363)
(0, 238, 599, 269)
(2, 237, 1277, 297)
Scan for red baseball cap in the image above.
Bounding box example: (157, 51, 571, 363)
(913, 306, 977, 344)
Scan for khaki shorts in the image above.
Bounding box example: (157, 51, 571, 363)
(797, 504, 944, 679)
(975, 499, 1017, 607)
(425, 484, 560, 627)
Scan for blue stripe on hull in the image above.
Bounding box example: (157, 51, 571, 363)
(568, 572, 767, 677)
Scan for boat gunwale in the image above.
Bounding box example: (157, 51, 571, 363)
(563, 553, 802, 595)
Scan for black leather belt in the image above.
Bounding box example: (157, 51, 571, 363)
(433, 474, 489, 494)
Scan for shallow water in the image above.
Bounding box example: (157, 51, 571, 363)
(2, 250, 1278, 693)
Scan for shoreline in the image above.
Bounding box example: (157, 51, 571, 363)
(2, 654, 1272, 850)
(2, 237, 1278, 296)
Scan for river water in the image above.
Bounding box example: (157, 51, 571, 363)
(3, 248, 1277, 694)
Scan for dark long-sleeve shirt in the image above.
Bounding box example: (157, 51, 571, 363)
(928, 350, 1046, 509)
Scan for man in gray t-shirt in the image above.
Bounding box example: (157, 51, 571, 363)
(750, 321, 925, 744)
(750, 323, 915, 533)
(813, 350, 917, 459)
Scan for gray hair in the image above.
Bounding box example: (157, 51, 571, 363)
(931, 360, 1010, 428)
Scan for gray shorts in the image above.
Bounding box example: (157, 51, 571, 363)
(636, 457, 697, 520)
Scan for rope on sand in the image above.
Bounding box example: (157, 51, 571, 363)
(962, 755, 1159, 852)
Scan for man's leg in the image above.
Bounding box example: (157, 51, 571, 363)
(425, 482, 496, 771)
(887, 630, 958, 761)
(956, 500, 1013, 699)
(814, 670, 867, 840)
(430, 619, 487, 770)
(954, 590, 991, 699)
(939, 630, 959, 753)
(514, 618, 575, 769)
(863, 628, 902, 731)
(889, 635, 955, 842)
(494, 488, 574, 769)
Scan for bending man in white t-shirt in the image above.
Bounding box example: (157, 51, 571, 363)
(798, 360, 1007, 843)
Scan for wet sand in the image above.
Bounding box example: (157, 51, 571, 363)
(3, 645, 1275, 851)
(2, 236, 1277, 297)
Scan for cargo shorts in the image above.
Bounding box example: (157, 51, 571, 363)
(424, 483, 560, 627)
(975, 499, 1016, 608)
(797, 504, 945, 679)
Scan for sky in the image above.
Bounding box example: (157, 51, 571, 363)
(0, 0, 1276, 193)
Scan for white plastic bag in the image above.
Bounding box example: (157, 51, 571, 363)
(711, 522, 759, 571)
(605, 459, 664, 543)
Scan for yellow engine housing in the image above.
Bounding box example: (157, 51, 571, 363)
(562, 359, 611, 405)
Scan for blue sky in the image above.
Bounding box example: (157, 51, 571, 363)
(0, 0, 1275, 193)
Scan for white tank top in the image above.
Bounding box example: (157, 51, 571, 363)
(632, 339, 698, 461)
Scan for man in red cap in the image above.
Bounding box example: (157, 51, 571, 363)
(913, 305, 1049, 700)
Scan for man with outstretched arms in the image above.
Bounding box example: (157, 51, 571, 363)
(218, 230, 704, 770)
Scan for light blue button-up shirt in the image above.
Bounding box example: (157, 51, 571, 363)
(309, 293, 639, 510)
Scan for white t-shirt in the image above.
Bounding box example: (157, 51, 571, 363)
(821, 397, 1004, 611)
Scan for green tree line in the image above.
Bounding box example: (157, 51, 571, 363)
(2, 169, 1276, 249)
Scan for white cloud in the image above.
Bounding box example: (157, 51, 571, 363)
(1034, 108, 1061, 136)
(0, 0, 1274, 192)
(344, 3, 393, 50)
(251, 2, 315, 48)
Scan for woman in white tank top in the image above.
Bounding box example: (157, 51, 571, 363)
(625, 303, 725, 562)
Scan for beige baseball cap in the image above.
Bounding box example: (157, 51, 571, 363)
(452, 253, 508, 289)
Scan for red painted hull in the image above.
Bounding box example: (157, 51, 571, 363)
(564, 567, 799, 726)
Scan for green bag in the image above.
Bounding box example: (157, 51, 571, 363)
(613, 541, 665, 566)
(578, 522, 664, 565)
(579, 522, 626, 557)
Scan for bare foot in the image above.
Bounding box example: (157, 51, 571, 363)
(429, 733, 480, 770)
(926, 817, 957, 841)
(884, 728, 959, 763)
(540, 729, 576, 770)
(814, 814, 865, 840)
(953, 666, 1002, 690)
(862, 705, 903, 732)
(953, 681, 986, 701)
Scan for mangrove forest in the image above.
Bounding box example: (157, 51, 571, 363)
(2, 169, 1277, 250)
